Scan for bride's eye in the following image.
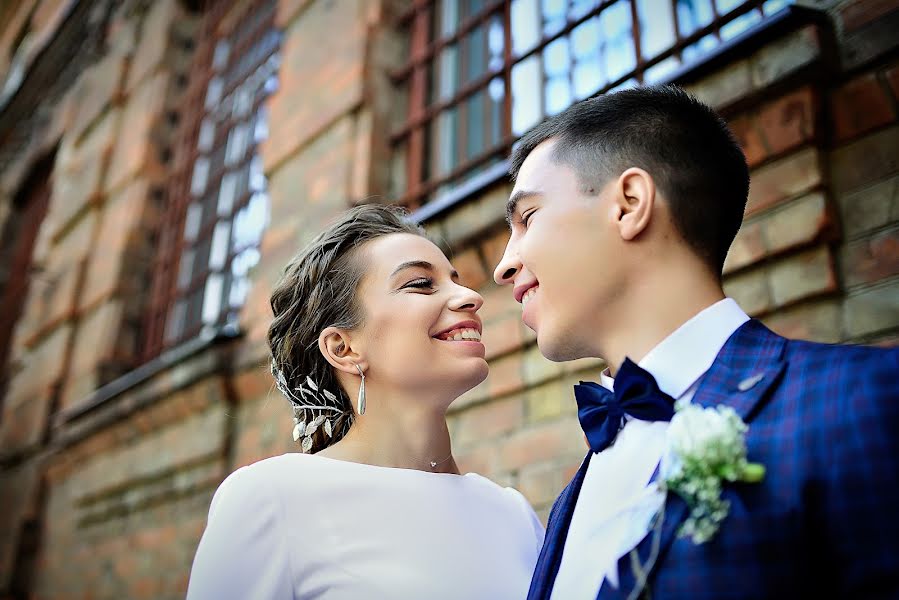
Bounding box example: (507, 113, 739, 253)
(403, 277, 434, 290)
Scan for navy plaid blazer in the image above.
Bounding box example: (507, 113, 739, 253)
(528, 320, 899, 600)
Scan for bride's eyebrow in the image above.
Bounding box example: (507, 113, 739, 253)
(390, 260, 459, 280)
(390, 260, 434, 277)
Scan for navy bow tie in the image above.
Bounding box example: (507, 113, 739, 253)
(575, 358, 676, 453)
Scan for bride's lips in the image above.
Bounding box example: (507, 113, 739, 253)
(432, 319, 485, 356)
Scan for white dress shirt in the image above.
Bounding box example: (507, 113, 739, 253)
(550, 299, 750, 600)
(187, 453, 544, 600)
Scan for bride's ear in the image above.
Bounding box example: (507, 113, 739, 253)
(319, 327, 366, 375)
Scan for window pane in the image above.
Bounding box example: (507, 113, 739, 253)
(602, 1, 635, 82)
(542, 0, 567, 37)
(644, 55, 680, 83)
(570, 0, 600, 20)
(677, 0, 714, 37)
(232, 191, 270, 251)
(720, 10, 761, 40)
(544, 37, 571, 116)
(190, 157, 209, 196)
(436, 0, 459, 37)
(465, 91, 486, 160)
(512, 55, 542, 135)
(763, 0, 792, 15)
(637, 0, 676, 59)
(512, 0, 540, 57)
(573, 56, 603, 99)
(430, 108, 458, 177)
(209, 221, 231, 270)
(434, 44, 459, 102)
(462, 24, 489, 87)
(198, 118, 216, 153)
(202, 273, 224, 325)
(682, 33, 717, 63)
(183, 202, 202, 242)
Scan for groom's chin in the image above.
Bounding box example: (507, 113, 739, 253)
(535, 330, 582, 363)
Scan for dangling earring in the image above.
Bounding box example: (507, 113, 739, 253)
(354, 363, 366, 415)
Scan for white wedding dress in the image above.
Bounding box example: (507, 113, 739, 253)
(186, 453, 545, 599)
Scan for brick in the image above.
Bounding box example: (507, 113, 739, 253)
(52, 110, 121, 233)
(126, 0, 184, 93)
(723, 267, 772, 316)
(525, 377, 578, 424)
(887, 65, 899, 102)
(728, 114, 767, 168)
(498, 420, 585, 471)
(685, 59, 753, 110)
(263, 0, 367, 170)
(441, 183, 509, 246)
(475, 282, 519, 323)
(762, 191, 836, 256)
(265, 115, 354, 239)
(769, 245, 838, 308)
(0, 461, 40, 589)
(232, 364, 276, 402)
(105, 71, 170, 194)
(0, 325, 72, 450)
(521, 343, 565, 387)
(450, 396, 523, 447)
(349, 108, 375, 201)
(451, 246, 488, 290)
(840, 0, 899, 32)
(70, 53, 127, 141)
(483, 314, 527, 360)
(763, 299, 843, 344)
(453, 444, 496, 476)
(831, 73, 895, 142)
(746, 146, 821, 215)
(80, 180, 157, 310)
(837, 174, 899, 238)
(518, 461, 572, 509)
(844, 279, 899, 339)
(831, 125, 899, 195)
(724, 220, 766, 274)
(480, 226, 512, 277)
(485, 351, 524, 399)
(840, 227, 899, 288)
(756, 87, 816, 157)
(751, 25, 820, 89)
(276, 0, 314, 27)
(60, 300, 136, 410)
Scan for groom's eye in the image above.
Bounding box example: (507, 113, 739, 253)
(521, 209, 536, 227)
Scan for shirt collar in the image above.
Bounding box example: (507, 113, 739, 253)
(600, 299, 749, 398)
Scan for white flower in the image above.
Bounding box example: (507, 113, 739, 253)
(660, 402, 764, 545)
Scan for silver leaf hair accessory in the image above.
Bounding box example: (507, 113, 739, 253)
(271, 360, 345, 453)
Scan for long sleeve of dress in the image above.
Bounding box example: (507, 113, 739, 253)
(186, 465, 294, 600)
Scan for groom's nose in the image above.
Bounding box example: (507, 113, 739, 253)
(493, 241, 520, 286)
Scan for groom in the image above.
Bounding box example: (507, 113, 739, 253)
(493, 85, 899, 599)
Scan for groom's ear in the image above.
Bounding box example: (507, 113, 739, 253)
(613, 167, 655, 241)
(319, 327, 366, 375)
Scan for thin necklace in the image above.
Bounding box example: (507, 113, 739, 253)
(428, 451, 453, 470)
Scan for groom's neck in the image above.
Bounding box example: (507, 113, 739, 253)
(598, 263, 725, 375)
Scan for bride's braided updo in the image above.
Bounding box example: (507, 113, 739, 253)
(267, 204, 426, 453)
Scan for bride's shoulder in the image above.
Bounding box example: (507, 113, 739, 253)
(214, 453, 316, 497)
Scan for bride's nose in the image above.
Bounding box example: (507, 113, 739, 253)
(449, 284, 484, 313)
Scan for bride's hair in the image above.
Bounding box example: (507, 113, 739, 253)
(267, 203, 427, 452)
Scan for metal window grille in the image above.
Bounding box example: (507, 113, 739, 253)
(390, 0, 793, 209)
(142, 0, 281, 361)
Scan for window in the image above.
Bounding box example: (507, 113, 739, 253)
(390, 0, 794, 209)
(143, 0, 281, 360)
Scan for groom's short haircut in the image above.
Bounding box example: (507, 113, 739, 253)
(509, 85, 749, 277)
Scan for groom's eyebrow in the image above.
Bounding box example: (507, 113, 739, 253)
(505, 190, 541, 226)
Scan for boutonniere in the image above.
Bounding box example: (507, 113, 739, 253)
(660, 400, 766, 544)
(628, 402, 765, 599)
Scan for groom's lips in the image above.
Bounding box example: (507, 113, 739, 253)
(514, 281, 539, 304)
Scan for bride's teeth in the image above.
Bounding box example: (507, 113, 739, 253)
(453, 332, 462, 341)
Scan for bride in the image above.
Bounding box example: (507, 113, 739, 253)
(187, 204, 544, 599)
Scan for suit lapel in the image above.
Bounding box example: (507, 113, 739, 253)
(528, 452, 592, 600)
(607, 320, 788, 599)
